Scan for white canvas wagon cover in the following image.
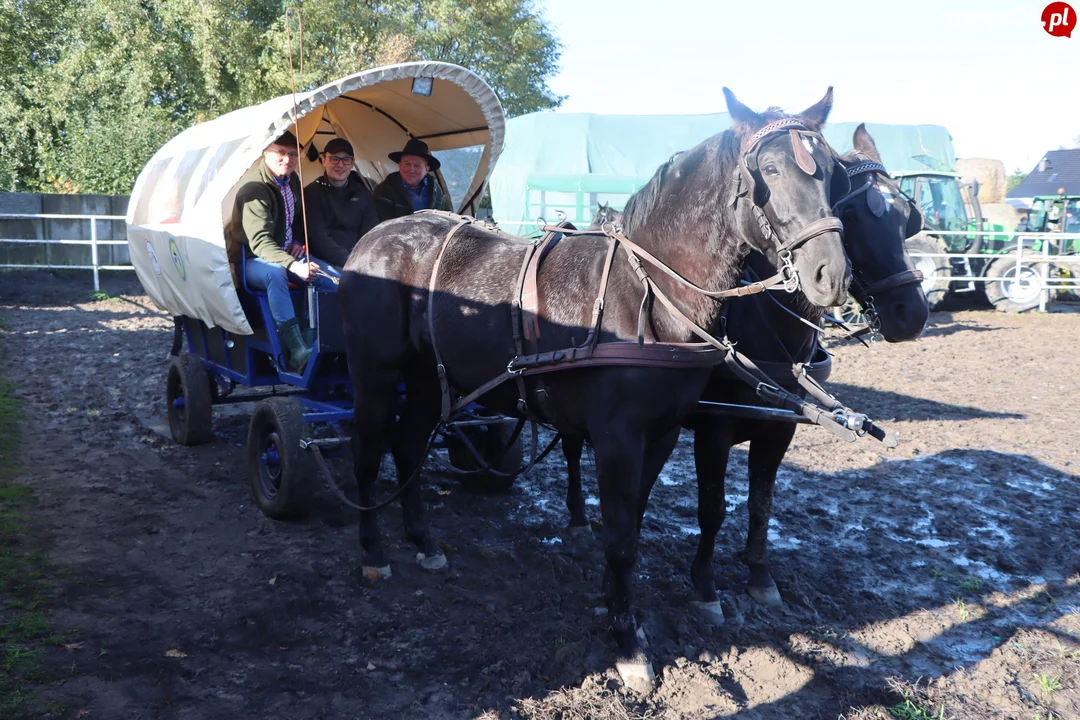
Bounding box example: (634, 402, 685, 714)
(126, 62, 505, 335)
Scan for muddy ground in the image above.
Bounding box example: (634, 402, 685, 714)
(1, 270, 1079, 720)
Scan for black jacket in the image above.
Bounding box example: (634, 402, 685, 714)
(372, 171, 451, 222)
(302, 171, 379, 267)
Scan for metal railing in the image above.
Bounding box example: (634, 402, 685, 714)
(0, 213, 131, 292)
(906, 230, 1080, 312)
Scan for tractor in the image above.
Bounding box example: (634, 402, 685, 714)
(894, 170, 1045, 313)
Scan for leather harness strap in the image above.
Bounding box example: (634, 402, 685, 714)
(863, 269, 924, 296)
(427, 216, 476, 423)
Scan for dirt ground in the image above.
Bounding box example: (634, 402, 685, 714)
(1, 270, 1079, 720)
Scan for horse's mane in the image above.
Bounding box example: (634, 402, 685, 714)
(619, 106, 809, 236)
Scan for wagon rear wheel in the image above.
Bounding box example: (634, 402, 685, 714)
(446, 420, 524, 494)
(247, 397, 313, 519)
(166, 355, 213, 446)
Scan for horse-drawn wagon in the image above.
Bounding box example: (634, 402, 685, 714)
(125, 62, 526, 518)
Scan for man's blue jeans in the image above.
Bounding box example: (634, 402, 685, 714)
(243, 254, 338, 325)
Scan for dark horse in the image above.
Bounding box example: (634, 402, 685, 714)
(338, 88, 851, 690)
(562, 124, 929, 623)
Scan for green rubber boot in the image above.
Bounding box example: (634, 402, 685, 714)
(277, 318, 313, 372)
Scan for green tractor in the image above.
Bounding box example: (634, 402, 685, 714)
(1018, 193, 1080, 299)
(894, 170, 1046, 313)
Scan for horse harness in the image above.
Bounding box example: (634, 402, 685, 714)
(418, 120, 897, 454)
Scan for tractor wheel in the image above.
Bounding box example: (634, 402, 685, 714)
(905, 235, 951, 311)
(446, 420, 524, 494)
(166, 355, 213, 446)
(247, 397, 313, 519)
(984, 252, 1048, 313)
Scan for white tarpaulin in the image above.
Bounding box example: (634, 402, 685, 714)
(126, 62, 505, 335)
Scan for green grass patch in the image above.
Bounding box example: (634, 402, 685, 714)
(0, 323, 65, 718)
(888, 699, 953, 720)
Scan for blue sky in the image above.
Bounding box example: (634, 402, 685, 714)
(537, 0, 1077, 174)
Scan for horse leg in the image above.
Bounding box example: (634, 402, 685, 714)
(744, 422, 796, 607)
(562, 434, 589, 529)
(593, 430, 655, 693)
(351, 366, 400, 578)
(634, 428, 682, 533)
(389, 352, 445, 570)
(689, 417, 733, 625)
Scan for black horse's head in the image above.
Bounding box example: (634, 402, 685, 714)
(589, 201, 622, 230)
(723, 87, 851, 308)
(835, 124, 929, 342)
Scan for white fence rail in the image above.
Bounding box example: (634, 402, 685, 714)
(905, 230, 1080, 312)
(0, 212, 131, 292)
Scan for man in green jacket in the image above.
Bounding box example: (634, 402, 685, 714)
(372, 138, 451, 222)
(229, 130, 338, 372)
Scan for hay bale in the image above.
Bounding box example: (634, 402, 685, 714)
(956, 158, 1007, 204)
(979, 203, 1020, 232)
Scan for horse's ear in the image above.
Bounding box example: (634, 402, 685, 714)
(798, 86, 834, 130)
(852, 123, 883, 163)
(723, 87, 764, 129)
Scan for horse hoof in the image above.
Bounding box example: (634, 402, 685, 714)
(690, 600, 726, 625)
(564, 524, 592, 539)
(747, 583, 783, 608)
(363, 565, 391, 580)
(616, 658, 656, 694)
(416, 552, 447, 570)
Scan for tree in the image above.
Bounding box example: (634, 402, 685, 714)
(1006, 169, 1027, 193)
(0, 0, 563, 194)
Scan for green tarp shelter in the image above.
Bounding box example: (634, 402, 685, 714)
(488, 112, 955, 233)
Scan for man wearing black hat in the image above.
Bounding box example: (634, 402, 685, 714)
(303, 137, 379, 269)
(372, 138, 451, 222)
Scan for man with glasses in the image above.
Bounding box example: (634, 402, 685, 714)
(373, 138, 451, 222)
(303, 137, 379, 270)
(228, 129, 337, 372)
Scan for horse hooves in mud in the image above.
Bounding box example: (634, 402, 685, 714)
(562, 523, 593, 539)
(616, 653, 656, 695)
(747, 581, 783, 608)
(416, 552, 447, 570)
(363, 565, 392, 580)
(690, 599, 726, 625)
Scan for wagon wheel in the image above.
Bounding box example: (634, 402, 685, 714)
(166, 355, 213, 446)
(246, 397, 313, 519)
(905, 234, 951, 310)
(830, 294, 870, 327)
(446, 420, 525, 494)
(984, 251, 1048, 313)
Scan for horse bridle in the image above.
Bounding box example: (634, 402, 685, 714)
(830, 158, 925, 328)
(737, 118, 846, 293)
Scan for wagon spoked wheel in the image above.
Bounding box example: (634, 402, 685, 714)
(166, 355, 213, 446)
(831, 294, 870, 327)
(446, 420, 525, 494)
(247, 397, 313, 519)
